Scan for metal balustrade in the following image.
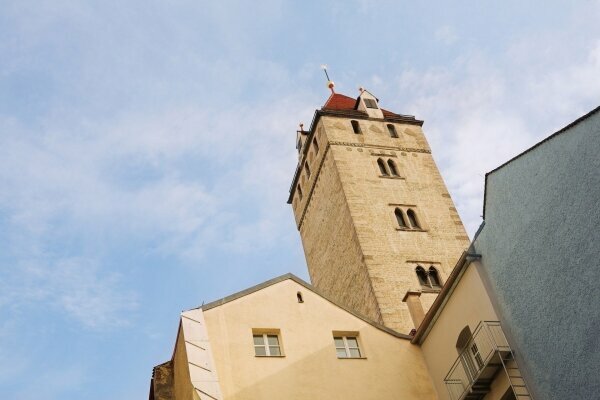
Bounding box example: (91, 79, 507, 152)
(443, 321, 526, 400)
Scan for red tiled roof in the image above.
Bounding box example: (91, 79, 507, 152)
(322, 92, 401, 118)
(382, 109, 399, 118)
(322, 93, 357, 111)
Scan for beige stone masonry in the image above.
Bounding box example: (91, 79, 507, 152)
(291, 113, 470, 334)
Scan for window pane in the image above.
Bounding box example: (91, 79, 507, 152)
(269, 346, 281, 356)
(254, 346, 267, 356)
(253, 335, 264, 346)
(334, 337, 344, 348)
(336, 349, 348, 358)
(267, 335, 279, 346)
(346, 337, 359, 348)
(349, 348, 361, 358)
(365, 99, 378, 109)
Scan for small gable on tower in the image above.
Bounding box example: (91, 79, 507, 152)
(356, 89, 384, 119)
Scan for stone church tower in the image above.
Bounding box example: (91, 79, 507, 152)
(288, 89, 470, 333)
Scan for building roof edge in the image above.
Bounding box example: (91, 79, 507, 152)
(483, 104, 600, 219)
(194, 273, 413, 340)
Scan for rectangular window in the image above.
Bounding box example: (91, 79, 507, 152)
(253, 333, 282, 356)
(364, 98, 378, 109)
(334, 335, 362, 358)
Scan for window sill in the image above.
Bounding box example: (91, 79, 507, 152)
(337, 356, 367, 360)
(396, 228, 427, 232)
(379, 175, 405, 180)
(421, 288, 442, 294)
(255, 355, 286, 358)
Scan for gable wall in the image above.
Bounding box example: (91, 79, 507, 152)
(202, 279, 437, 400)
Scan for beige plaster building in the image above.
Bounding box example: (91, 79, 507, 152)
(150, 89, 537, 400)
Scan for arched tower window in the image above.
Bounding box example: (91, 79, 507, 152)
(416, 266, 428, 286)
(406, 209, 420, 229)
(387, 159, 399, 176)
(351, 120, 361, 134)
(387, 124, 398, 138)
(377, 158, 389, 176)
(297, 291, 304, 303)
(395, 208, 407, 228)
(428, 267, 441, 288)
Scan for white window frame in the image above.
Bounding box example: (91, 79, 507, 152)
(334, 335, 362, 358)
(253, 333, 282, 357)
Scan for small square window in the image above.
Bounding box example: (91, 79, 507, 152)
(333, 335, 362, 358)
(364, 98, 378, 109)
(253, 333, 282, 357)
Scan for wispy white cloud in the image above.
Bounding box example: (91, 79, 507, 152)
(1, 257, 136, 329)
(390, 37, 600, 236)
(435, 25, 458, 45)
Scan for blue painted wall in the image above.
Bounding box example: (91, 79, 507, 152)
(473, 107, 600, 400)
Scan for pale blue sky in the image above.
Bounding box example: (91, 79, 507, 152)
(1, 1, 599, 398)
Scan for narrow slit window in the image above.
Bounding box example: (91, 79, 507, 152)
(387, 159, 399, 176)
(351, 120, 361, 134)
(297, 185, 303, 200)
(416, 266, 428, 286)
(407, 209, 420, 229)
(387, 124, 398, 138)
(313, 137, 319, 154)
(305, 162, 311, 178)
(395, 208, 407, 228)
(428, 267, 441, 288)
(297, 291, 304, 303)
(377, 158, 389, 176)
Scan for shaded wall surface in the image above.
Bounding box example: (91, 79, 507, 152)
(474, 107, 600, 400)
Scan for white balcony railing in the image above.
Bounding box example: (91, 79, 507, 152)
(444, 321, 511, 400)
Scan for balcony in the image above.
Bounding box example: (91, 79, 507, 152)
(444, 321, 531, 400)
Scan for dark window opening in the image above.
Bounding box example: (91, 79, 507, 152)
(416, 266, 428, 286)
(297, 292, 304, 303)
(364, 98, 378, 109)
(387, 124, 398, 138)
(407, 209, 420, 229)
(351, 120, 361, 134)
(395, 208, 407, 228)
(305, 162, 311, 178)
(428, 267, 441, 288)
(313, 137, 319, 154)
(297, 185, 303, 200)
(377, 158, 389, 176)
(456, 326, 472, 351)
(387, 159, 399, 176)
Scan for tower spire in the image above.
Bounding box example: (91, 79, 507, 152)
(320, 64, 335, 94)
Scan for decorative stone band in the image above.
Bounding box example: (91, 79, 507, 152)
(296, 141, 431, 230)
(328, 141, 432, 154)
